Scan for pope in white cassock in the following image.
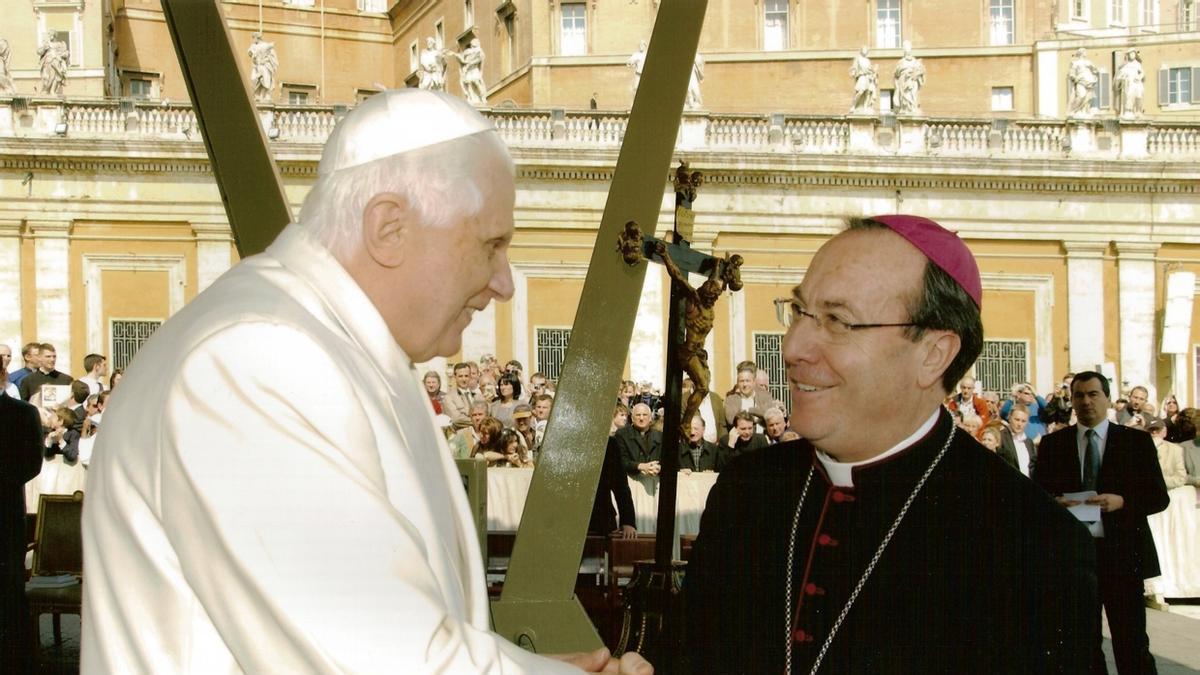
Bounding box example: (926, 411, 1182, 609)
(81, 90, 652, 675)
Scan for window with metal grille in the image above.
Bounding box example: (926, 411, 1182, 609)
(110, 319, 162, 371)
(989, 0, 1015, 45)
(763, 0, 789, 51)
(975, 339, 1028, 395)
(535, 328, 571, 382)
(876, 0, 901, 49)
(560, 3, 587, 55)
(357, 0, 386, 12)
(753, 332, 789, 412)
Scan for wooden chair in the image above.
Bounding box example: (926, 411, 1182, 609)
(603, 535, 657, 646)
(26, 491, 84, 647)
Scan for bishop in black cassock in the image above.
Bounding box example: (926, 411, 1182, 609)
(683, 215, 1097, 674)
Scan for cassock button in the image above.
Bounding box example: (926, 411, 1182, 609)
(817, 534, 838, 547)
(804, 582, 824, 596)
(831, 490, 855, 503)
(792, 629, 814, 643)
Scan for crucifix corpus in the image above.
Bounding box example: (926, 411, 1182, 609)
(611, 161, 743, 664)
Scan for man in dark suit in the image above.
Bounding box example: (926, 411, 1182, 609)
(589, 437, 637, 539)
(614, 402, 662, 477)
(679, 415, 720, 472)
(1034, 370, 1169, 675)
(998, 403, 1037, 477)
(1, 368, 46, 672)
(716, 411, 769, 471)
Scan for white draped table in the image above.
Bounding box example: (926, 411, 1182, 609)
(1145, 485, 1200, 598)
(25, 452, 89, 513)
(485, 468, 718, 535)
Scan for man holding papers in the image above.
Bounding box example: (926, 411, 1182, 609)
(1034, 371, 1169, 674)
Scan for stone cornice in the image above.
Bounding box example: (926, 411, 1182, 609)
(1062, 240, 1110, 258)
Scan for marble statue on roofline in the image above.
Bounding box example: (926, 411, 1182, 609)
(248, 33, 278, 103)
(1066, 48, 1100, 119)
(685, 52, 704, 110)
(418, 37, 447, 92)
(0, 38, 15, 95)
(627, 40, 648, 95)
(38, 32, 70, 97)
(447, 38, 487, 106)
(893, 41, 924, 116)
(1114, 48, 1144, 119)
(849, 46, 878, 114)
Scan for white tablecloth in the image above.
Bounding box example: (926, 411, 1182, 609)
(25, 454, 88, 513)
(485, 468, 718, 535)
(1145, 485, 1200, 598)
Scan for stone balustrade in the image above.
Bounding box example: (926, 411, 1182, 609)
(1, 96, 1198, 161)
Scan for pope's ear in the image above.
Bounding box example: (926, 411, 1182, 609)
(361, 192, 410, 268)
(917, 330, 961, 391)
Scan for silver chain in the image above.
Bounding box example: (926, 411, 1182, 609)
(783, 427, 957, 675)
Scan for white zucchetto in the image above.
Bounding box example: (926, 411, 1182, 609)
(317, 89, 494, 176)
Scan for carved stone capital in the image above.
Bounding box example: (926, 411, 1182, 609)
(1113, 241, 1160, 261)
(1061, 240, 1108, 259)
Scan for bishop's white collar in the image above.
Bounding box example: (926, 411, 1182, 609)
(817, 408, 941, 488)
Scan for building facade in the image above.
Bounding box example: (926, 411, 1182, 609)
(1, 0, 1199, 405)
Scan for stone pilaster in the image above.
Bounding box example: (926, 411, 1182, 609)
(1115, 241, 1160, 395)
(630, 266, 665, 389)
(509, 265, 530, 372)
(1118, 120, 1150, 159)
(463, 298, 499, 365)
(1063, 241, 1108, 373)
(0, 221, 23, 357)
(192, 222, 235, 292)
(30, 220, 73, 374)
(847, 115, 878, 153)
(896, 116, 926, 154)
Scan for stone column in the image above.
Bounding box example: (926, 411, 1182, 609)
(193, 222, 235, 292)
(1115, 241, 1160, 394)
(1063, 241, 1108, 373)
(509, 265, 530, 374)
(30, 220, 73, 374)
(463, 299, 498, 365)
(0, 221, 23, 356)
(630, 266, 665, 389)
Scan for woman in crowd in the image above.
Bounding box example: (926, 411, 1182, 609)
(610, 403, 629, 436)
(499, 429, 535, 469)
(617, 380, 637, 410)
(489, 373, 522, 428)
(979, 425, 1002, 453)
(1162, 395, 1185, 441)
(471, 417, 507, 466)
(108, 368, 123, 390)
(422, 371, 444, 415)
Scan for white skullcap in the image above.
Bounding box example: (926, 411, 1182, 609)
(317, 89, 494, 176)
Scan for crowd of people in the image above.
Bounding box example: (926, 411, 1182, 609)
(425, 354, 798, 479)
(1, 342, 122, 469)
(947, 372, 1200, 488)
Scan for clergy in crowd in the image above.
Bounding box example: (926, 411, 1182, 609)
(81, 90, 650, 674)
(685, 215, 1096, 673)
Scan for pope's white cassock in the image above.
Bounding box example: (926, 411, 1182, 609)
(80, 220, 579, 673)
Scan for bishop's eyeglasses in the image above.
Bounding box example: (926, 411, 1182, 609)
(773, 297, 917, 341)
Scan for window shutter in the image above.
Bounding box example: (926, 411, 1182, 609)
(1192, 67, 1200, 103)
(1158, 68, 1170, 105)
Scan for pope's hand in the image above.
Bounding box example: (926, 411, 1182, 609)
(550, 647, 653, 674)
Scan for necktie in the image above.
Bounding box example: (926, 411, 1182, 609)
(465, 390, 474, 404)
(1083, 429, 1099, 491)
